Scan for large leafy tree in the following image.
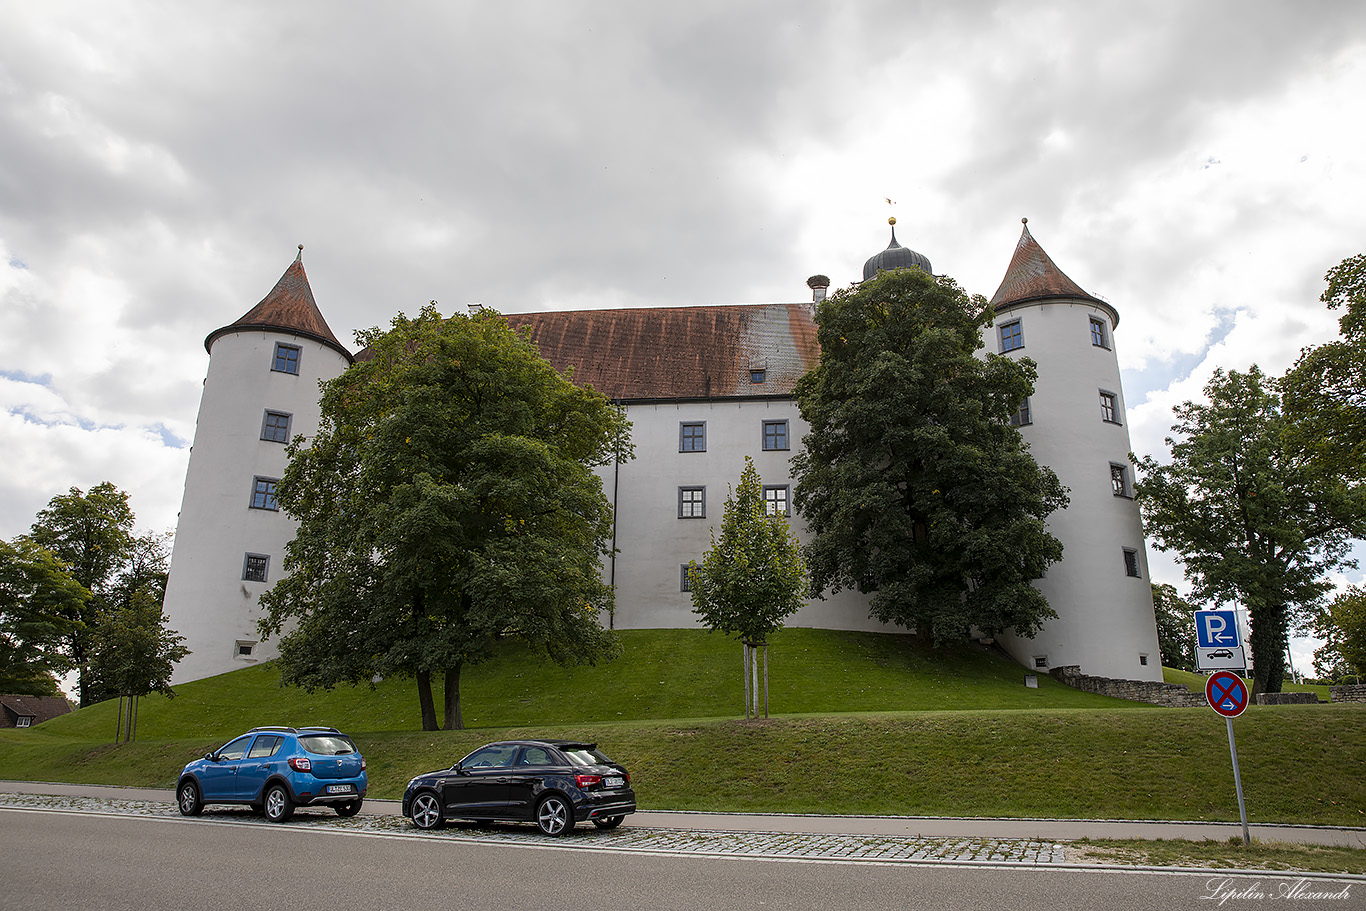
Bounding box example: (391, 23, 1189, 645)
(1150, 583, 1198, 672)
(27, 483, 136, 705)
(0, 538, 86, 696)
(1134, 367, 1366, 694)
(688, 457, 807, 718)
(1281, 253, 1366, 485)
(259, 305, 630, 731)
(792, 268, 1068, 643)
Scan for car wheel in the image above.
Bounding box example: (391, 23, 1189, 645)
(535, 794, 574, 837)
(263, 784, 295, 823)
(592, 815, 624, 830)
(334, 800, 362, 818)
(410, 792, 444, 830)
(177, 781, 203, 817)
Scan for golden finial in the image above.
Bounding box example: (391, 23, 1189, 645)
(889, 216, 897, 226)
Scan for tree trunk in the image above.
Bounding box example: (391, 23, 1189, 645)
(416, 671, 438, 731)
(762, 643, 769, 719)
(742, 644, 751, 719)
(443, 663, 464, 730)
(1249, 602, 1288, 696)
(115, 696, 124, 744)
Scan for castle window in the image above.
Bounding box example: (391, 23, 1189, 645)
(234, 640, 256, 659)
(678, 486, 705, 518)
(1110, 463, 1130, 497)
(680, 564, 694, 592)
(679, 422, 706, 453)
(16, 716, 31, 728)
(750, 369, 766, 384)
(999, 320, 1024, 353)
(762, 420, 789, 451)
(1099, 391, 1121, 424)
(272, 343, 301, 375)
(1033, 656, 1048, 669)
(261, 410, 292, 443)
(1090, 316, 1110, 349)
(1123, 548, 1141, 578)
(242, 553, 270, 583)
(1010, 398, 1032, 427)
(1139, 654, 1150, 666)
(763, 485, 789, 517)
(250, 477, 279, 511)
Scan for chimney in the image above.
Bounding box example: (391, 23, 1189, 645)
(806, 274, 830, 305)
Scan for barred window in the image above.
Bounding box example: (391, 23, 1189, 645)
(679, 486, 705, 518)
(763, 485, 789, 517)
(242, 553, 270, 582)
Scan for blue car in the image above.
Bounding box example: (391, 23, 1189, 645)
(177, 726, 367, 822)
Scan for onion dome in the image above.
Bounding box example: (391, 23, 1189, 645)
(862, 217, 932, 280)
(205, 245, 353, 361)
(989, 219, 1117, 325)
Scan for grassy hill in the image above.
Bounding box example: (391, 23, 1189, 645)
(4, 629, 1363, 826)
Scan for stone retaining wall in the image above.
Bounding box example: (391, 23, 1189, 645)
(1330, 684, 1366, 703)
(1049, 666, 1206, 707)
(1255, 692, 1321, 705)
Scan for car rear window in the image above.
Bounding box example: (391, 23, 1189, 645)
(562, 747, 613, 766)
(299, 735, 357, 756)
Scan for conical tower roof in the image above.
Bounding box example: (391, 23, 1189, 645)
(205, 246, 353, 361)
(989, 219, 1117, 325)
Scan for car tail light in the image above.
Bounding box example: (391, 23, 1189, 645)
(575, 774, 602, 788)
(289, 757, 312, 772)
(361, 758, 367, 771)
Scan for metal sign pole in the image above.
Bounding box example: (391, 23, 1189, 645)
(1225, 716, 1250, 845)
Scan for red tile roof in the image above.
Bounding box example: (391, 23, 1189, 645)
(989, 221, 1115, 324)
(206, 248, 353, 361)
(504, 304, 818, 401)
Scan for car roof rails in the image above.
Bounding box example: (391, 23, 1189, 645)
(297, 726, 341, 733)
(249, 726, 297, 734)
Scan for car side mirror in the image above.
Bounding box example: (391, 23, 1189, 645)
(205, 753, 217, 762)
(452, 762, 467, 775)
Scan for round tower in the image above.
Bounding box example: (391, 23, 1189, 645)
(988, 220, 1162, 682)
(164, 248, 352, 683)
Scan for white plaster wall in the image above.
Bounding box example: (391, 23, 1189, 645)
(164, 331, 348, 683)
(604, 399, 896, 633)
(986, 301, 1163, 682)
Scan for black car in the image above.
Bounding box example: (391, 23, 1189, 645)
(402, 739, 635, 836)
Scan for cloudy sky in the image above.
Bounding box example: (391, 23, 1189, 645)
(4, 1, 1365, 670)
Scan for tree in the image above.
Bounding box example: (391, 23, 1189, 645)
(791, 268, 1068, 644)
(1313, 586, 1366, 681)
(259, 305, 630, 731)
(1150, 583, 1198, 672)
(1133, 367, 1366, 695)
(1282, 253, 1366, 485)
(27, 482, 136, 705)
(89, 589, 189, 742)
(688, 457, 807, 719)
(0, 538, 86, 696)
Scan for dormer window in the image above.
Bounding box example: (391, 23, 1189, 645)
(750, 369, 766, 384)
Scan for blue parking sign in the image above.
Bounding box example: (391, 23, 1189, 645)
(1196, 611, 1242, 649)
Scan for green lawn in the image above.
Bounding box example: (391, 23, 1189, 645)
(4, 629, 1363, 827)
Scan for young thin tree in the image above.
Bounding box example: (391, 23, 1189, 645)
(259, 305, 630, 731)
(89, 590, 189, 742)
(1134, 367, 1366, 694)
(1150, 583, 1198, 672)
(688, 457, 807, 719)
(792, 268, 1067, 643)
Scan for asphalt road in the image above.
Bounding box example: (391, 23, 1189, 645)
(8, 808, 1350, 911)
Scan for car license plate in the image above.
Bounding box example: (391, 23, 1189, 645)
(326, 784, 354, 794)
(604, 776, 624, 789)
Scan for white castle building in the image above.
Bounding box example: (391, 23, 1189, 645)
(164, 224, 1162, 684)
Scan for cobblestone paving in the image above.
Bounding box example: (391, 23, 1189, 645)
(0, 793, 1073, 866)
